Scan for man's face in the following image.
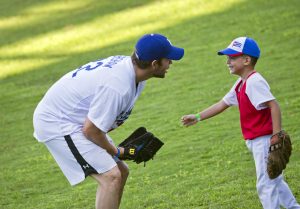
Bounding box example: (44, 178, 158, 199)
(152, 58, 173, 78)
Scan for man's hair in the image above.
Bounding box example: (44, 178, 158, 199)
(131, 52, 163, 69)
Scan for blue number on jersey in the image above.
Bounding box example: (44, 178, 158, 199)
(103, 56, 126, 68)
(72, 60, 103, 77)
(72, 56, 126, 77)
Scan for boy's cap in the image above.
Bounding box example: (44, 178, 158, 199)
(135, 34, 184, 61)
(218, 37, 260, 58)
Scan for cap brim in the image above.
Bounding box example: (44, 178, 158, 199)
(217, 48, 243, 56)
(166, 46, 184, 60)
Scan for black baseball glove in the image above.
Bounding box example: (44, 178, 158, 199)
(118, 127, 164, 165)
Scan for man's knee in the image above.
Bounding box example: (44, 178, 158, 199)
(118, 162, 129, 179)
(93, 166, 122, 187)
(106, 167, 122, 183)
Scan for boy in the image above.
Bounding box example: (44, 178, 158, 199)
(181, 37, 299, 209)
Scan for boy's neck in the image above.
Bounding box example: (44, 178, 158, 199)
(240, 67, 255, 81)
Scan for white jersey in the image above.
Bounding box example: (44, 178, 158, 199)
(223, 72, 275, 110)
(33, 56, 145, 142)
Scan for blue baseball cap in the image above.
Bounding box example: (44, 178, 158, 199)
(135, 34, 184, 61)
(218, 37, 260, 58)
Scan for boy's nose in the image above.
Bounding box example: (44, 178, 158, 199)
(226, 58, 230, 64)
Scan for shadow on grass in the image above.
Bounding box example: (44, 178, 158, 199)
(1, 0, 299, 84)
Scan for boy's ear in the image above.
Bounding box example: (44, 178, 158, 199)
(243, 55, 252, 66)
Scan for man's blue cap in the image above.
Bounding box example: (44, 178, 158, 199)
(135, 34, 184, 61)
(218, 37, 260, 58)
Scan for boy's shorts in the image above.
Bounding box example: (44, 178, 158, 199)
(44, 133, 119, 186)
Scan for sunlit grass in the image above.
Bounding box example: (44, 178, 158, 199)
(0, 1, 90, 29)
(0, 0, 240, 78)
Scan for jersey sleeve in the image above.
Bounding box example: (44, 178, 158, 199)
(246, 75, 275, 110)
(222, 79, 240, 106)
(87, 86, 125, 133)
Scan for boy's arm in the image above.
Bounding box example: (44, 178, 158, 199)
(181, 100, 229, 127)
(264, 99, 282, 134)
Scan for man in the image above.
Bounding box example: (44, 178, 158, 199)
(33, 33, 184, 209)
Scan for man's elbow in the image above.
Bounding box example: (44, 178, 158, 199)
(82, 119, 96, 139)
(82, 119, 103, 139)
(82, 125, 92, 138)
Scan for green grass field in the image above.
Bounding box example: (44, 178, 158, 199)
(1, 0, 299, 208)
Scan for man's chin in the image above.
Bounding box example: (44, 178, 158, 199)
(153, 74, 165, 78)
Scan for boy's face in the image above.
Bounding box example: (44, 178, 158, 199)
(226, 55, 249, 75)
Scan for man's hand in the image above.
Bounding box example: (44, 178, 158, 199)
(117, 127, 164, 165)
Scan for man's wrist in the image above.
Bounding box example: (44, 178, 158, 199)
(115, 147, 121, 157)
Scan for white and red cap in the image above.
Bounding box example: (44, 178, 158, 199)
(218, 37, 260, 58)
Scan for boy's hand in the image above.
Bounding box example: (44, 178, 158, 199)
(267, 130, 292, 179)
(181, 114, 199, 126)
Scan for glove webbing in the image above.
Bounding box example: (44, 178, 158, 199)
(269, 143, 282, 152)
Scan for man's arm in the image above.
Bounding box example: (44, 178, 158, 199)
(181, 100, 229, 127)
(82, 118, 124, 156)
(264, 99, 282, 134)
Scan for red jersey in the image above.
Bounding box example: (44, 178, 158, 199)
(235, 72, 273, 139)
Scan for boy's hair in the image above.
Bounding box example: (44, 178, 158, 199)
(131, 52, 163, 69)
(248, 55, 258, 66)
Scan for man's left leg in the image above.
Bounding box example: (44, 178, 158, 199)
(116, 161, 129, 207)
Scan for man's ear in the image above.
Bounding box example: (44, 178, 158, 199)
(151, 60, 158, 69)
(151, 60, 157, 67)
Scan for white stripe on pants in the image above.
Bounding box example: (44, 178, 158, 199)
(246, 135, 300, 209)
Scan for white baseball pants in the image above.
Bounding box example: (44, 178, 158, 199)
(246, 135, 300, 209)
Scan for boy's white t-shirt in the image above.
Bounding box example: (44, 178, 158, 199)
(33, 56, 145, 142)
(223, 72, 275, 110)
